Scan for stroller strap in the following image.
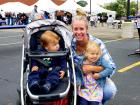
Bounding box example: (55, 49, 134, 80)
(32, 58, 49, 68)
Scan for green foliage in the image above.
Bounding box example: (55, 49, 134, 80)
(130, 1, 137, 15)
(104, 0, 137, 18)
(76, 0, 88, 7)
(98, 12, 107, 17)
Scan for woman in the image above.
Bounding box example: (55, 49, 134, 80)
(71, 16, 117, 105)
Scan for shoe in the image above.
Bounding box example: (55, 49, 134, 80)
(81, 85, 86, 89)
(29, 81, 40, 93)
(136, 49, 140, 52)
(42, 82, 51, 94)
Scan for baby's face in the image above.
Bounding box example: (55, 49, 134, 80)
(45, 42, 60, 51)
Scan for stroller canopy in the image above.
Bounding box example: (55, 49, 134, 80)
(24, 19, 73, 49)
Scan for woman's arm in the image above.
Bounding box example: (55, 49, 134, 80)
(82, 64, 104, 74)
(98, 57, 115, 78)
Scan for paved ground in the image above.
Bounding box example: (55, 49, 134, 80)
(67, 22, 139, 40)
(1, 22, 139, 40)
(88, 23, 139, 40)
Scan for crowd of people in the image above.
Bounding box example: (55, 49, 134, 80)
(0, 10, 29, 25)
(0, 5, 73, 26)
(0, 5, 123, 29)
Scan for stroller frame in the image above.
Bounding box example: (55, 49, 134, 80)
(19, 19, 77, 105)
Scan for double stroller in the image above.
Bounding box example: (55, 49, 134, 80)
(18, 19, 77, 105)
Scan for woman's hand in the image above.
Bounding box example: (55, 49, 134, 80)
(83, 65, 104, 73)
(59, 70, 65, 79)
(93, 73, 100, 79)
(31, 66, 39, 72)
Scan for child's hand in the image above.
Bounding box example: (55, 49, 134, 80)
(32, 66, 39, 72)
(59, 71, 65, 79)
(93, 73, 100, 80)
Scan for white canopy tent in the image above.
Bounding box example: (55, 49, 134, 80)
(57, 0, 77, 14)
(0, 2, 32, 13)
(0, 0, 116, 18)
(77, 2, 116, 18)
(32, 0, 57, 13)
(32, 0, 77, 14)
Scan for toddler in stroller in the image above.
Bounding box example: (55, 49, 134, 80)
(20, 19, 77, 105)
(28, 30, 67, 94)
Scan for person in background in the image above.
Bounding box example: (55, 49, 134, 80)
(99, 15, 104, 27)
(71, 16, 117, 105)
(30, 5, 38, 21)
(1, 10, 5, 20)
(107, 15, 114, 28)
(44, 11, 50, 19)
(136, 17, 140, 52)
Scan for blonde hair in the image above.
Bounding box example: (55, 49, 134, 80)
(85, 41, 102, 58)
(40, 31, 60, 47)
(72, 15, 88, 29)
(76, 8, 87, 16)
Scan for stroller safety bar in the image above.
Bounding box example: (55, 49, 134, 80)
(26, 76, 71, 103)
(27, 78, 70, 98)
(27, 50, 69, 58)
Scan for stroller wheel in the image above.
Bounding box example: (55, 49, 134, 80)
(68, 84, 75, 105)
(17, 87, 33, 105)
(16, 87, 21, 105)
(16, 99, 21, 105)
(24, 90, 34, 105)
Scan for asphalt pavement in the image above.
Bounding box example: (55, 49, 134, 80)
(88, 23, 139, 40)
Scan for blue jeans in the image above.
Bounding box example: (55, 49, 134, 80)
(101, 78, 117, 105)
(78, 96, 99, 105)
(28, 67, 61, 92)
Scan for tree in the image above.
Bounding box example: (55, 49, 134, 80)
(130, 1, 137, 16)
(104, 0, 137, 19)
(76, 0, 88, 7)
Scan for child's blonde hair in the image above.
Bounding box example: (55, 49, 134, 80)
(84, 41, 102, 58)
(40, 31, 60, 47)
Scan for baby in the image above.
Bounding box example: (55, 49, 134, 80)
(28, 30, 67, 94)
